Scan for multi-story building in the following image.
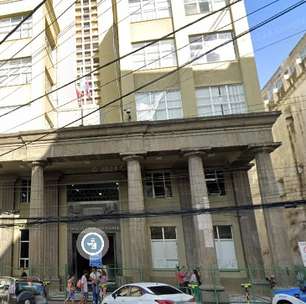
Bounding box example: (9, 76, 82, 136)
(0, 0, 59, 132)
(258, 33, 306, 265)
(0, 0, 298, 296)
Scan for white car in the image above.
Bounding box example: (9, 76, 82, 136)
(102, 282, 195, 304)
(272, 288, 306, 304)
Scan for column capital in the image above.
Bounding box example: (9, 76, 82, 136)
(32, 160, 47, 168)
(182, 148, 212, 158)
(248, 143, 281, 155)
(121, 153, 146, 162)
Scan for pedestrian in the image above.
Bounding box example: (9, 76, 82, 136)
(20, 268, 27, 278)
(189, 269, 201, 286)
(99, 269, 108, 301)
(90, 267, 100, 304)
(64, 275, 76, 304)
(79, 270, 88, 304)
(176, 266, 188, 292)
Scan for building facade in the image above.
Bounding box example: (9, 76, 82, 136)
(258, 34, 306, 266)
(0, 0, 299, 295)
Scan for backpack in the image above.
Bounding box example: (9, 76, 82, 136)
(77, 279, 82, 289)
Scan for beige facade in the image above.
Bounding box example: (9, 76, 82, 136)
(0, 0, 299, 296)
(251, 34, 306, 266)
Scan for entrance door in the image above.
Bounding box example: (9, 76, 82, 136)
(72, 233, 116, 279)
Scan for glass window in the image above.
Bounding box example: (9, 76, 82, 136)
(196, 84, 246, 117)
(136, 90, 182, 121)
(20, 179, 31, 203)
(66, 183, 119, 202)
(205, 170, 225, 196)
(184, 0, 226, 16)
(116, 286, 130, 297)
(148, 285, 182, 295)
(0, 57, 31, 87)
(0, 15, 32, 40)
(19, 229, 29, 268)
(144, 171, 172, 198)
(214, 225, 238, 269)
(129, 0, 171, 22)
(129, 286, 143, 297)
(189, 32, 235, 64)
(150, 226, 178, 269)
(132, 39, 177, 69)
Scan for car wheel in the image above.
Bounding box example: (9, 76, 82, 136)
(277, 301, 292, 304)
(24, 299, 31, 304)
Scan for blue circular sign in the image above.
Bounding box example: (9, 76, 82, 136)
(77, 228, 109, 259)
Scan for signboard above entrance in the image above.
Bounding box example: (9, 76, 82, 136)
(77, 227, 109, 260)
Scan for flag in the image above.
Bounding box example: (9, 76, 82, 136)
(75, 78, 92, 107)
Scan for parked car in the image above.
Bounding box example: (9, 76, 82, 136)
(101, 282, 195, 304)
(272, 287, 306, 304)
(0, 277, 47, 304)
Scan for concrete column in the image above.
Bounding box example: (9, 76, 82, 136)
(255, 148, 293, 285)
(232, 168, 266, 282)
(186, 151, 226, 302)
(29, 161, 45, 278)
(123, 155, 149, 281)
(44, 174, 60, 287)
(0, 177, 16, 276)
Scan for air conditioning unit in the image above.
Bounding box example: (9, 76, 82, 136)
(273, 87, 279, 94)
(284, 73, 290, 80)
(296, 57, 303, 65)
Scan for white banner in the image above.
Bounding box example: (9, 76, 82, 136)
(298, 242, 306, 267)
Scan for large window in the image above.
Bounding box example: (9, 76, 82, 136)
(196, 84, 246, 117)
(205, 170, 225, 196)
(184, 0, 226, 15)
(189, 32, 235, 64)
(0, 57, 31, 87)
(132, 39, 177, 69)
(150, 226, 178, 269)
(144, 171, 172, 198)
(129, 0, 171, 22)
(67, 183, 119, 202)
(20, 179, 31, 203)
(0, 15, 32, 40)
(214, 225, 238, 270)
(20, 229, 29, 268)
(136, 90, 183, 121)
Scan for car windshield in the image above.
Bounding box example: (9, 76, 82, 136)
(148, 286, 182, 295)
(16, 282, 45, 296)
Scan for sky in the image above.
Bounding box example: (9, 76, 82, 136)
(245, 0, 306, 88)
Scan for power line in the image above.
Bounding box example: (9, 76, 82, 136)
(0, 0, 243, 119)
(0, 199, 305, 228)
(0, 0, 304, 159)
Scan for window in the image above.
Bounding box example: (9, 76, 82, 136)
(129, 0, 171, 22)
(190, 32, 235, 64)
(132, 39, 177, 69)
(150, 226, 178, 269)
(0, 15, 32, 40)
(136, 90, 183, 121)
(196, 84, 246, 117)
(144, 171, 172, 198)
(20, 180, 31, 203)
(129, 286, 143, 297)
(0, 57, 31, 87)
(67, 183, 119, 202)
(214, 225, 238, 269)
(19, 229, 29, 268)
(205, 170, 225, 196)
(184, 0, 226, 16)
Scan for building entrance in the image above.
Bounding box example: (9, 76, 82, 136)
(72, 233, 116, 279)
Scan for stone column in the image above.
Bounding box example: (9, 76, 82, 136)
(186, 151, 226, 302)
(123, 155, 149, 281)
(0, 177, 16, 276)
(29, 161, 45, 278)
(232, 168, 266, 282)
(254, 148, 293, 285)
(44, 174, 60, 287)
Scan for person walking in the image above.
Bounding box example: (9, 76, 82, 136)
(99, 269, 108, 301)
(90, 267, 100, 304)
(64, 275, 76, 304)
(80, 270, 88, 304)
(188, 269, 202, 304)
